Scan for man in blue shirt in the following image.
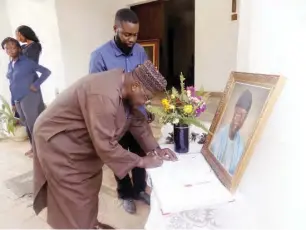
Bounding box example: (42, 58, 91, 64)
(89, 8, 151, 214)
(1, 37, 51, 153)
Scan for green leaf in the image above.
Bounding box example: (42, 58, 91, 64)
(146, 106, 167, 118)
(181, 94, 189, 103)
(0, 94, 17, 135)
(196, 86, 205, 96)
(171, 87, 179, 98)
(180, 72, 186, 94)
(0, 95, 13, 116)
(180, 117, 212, 135)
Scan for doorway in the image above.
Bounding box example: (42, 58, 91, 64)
(131, 0, 195, 89)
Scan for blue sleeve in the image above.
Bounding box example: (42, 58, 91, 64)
(141, 47, 148, 63)
(32, 62, 51, 89)
(137, 48, 149, 119)
(138, 106, 148, 119)
(89, 51, 106, 73)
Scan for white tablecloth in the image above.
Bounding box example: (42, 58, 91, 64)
(145, 124, 259, 230)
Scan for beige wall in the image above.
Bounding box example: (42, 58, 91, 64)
(236, 0, 306, 229)
(0, 0, 12, 102)
(0, 0, 238, 103)
(195, 0, 239, 92)
(55, 0, 127, 86)
(0, 0, 65, 104)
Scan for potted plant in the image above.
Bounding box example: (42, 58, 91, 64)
(146, 73, 210, 153)
(0, 95, 28, 141)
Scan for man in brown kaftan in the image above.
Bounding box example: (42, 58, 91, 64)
(32, 60, 177, 229)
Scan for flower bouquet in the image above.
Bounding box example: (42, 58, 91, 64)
(146, 73, 209, 153)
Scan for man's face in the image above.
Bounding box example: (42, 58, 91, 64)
(114, 21, 139, 48)
(230, 106, 248, 134)
(4, 42, 20, 59)
(127, 82, 152, 108)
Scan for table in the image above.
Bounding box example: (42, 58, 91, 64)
(144, 125, 259, 230)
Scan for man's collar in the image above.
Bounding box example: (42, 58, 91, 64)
(110, 39, 134, 57)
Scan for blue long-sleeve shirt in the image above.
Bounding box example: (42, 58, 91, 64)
(89, 39, 148, 117)
(7, 55, 51, 105)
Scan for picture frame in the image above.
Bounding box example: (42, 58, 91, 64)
(138, 39, 160, 69)
(201, 72, 285, 192)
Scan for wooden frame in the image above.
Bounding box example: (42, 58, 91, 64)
(138, 39, 160, 69)
(231, 0, 238, 21)
(201, 72, 285, 192)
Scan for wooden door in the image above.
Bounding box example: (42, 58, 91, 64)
(131, 1, 165, 40)
(131, 1, 169, 82)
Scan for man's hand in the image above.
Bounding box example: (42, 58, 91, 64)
(30, 84, 38, 92)
(137, 155, 163, 168)
(155, 148, 178, 161)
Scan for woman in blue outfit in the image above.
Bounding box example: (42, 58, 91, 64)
(1, 37, 51, 157)
(16, 25, 42, 63)
(15, 26, 43, 156)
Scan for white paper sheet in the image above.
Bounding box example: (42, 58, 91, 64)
(147, 153, 213, 187)
(147, 153, 234, 214)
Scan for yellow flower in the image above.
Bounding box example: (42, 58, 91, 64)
(161, 98, 169, 106)
(161, 98, 170, 111)
(183, 105, 193, 114)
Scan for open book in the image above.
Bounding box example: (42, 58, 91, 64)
(147, 152, 234, 214)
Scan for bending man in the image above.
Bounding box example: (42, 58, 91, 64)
(32, 60, 177, 229)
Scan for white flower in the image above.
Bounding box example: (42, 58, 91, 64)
(172, 118, 179, 124)
(187, 90, 191, 97)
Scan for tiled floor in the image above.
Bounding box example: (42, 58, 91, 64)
(0, 96, 220, 229)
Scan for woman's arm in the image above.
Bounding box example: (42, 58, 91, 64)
(32, 63, 51, 89)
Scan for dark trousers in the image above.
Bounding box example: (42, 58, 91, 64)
(14, 111, 32, 143)
(15, 91, 45, 144)
(115, 132, 147, 199)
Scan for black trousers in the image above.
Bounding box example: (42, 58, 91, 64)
(115, 132, 147, 199)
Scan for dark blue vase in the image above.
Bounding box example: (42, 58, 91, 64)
(173, 124, 189, 153)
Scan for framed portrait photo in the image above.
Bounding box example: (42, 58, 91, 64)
(138, 39, 160, 69)
(201, 72, 286, 192)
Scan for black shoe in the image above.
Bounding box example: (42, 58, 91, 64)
(122, 199, 136, 214)
(135, 191, 150, 205)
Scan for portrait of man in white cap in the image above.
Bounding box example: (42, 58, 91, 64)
(210, 89, 253, 175)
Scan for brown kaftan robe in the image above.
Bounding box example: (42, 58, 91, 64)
(32, 69, 158, 229)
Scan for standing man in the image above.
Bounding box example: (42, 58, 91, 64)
(89, 8, 151, 214)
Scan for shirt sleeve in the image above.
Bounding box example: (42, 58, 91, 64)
(32, 62, 51, 89)
(141, 47, 148, 63)
(89, 51, 106, 73)
(82, 94, 141, 179)
(137, 47, 149, 119)
(129, 110, 159, 153)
